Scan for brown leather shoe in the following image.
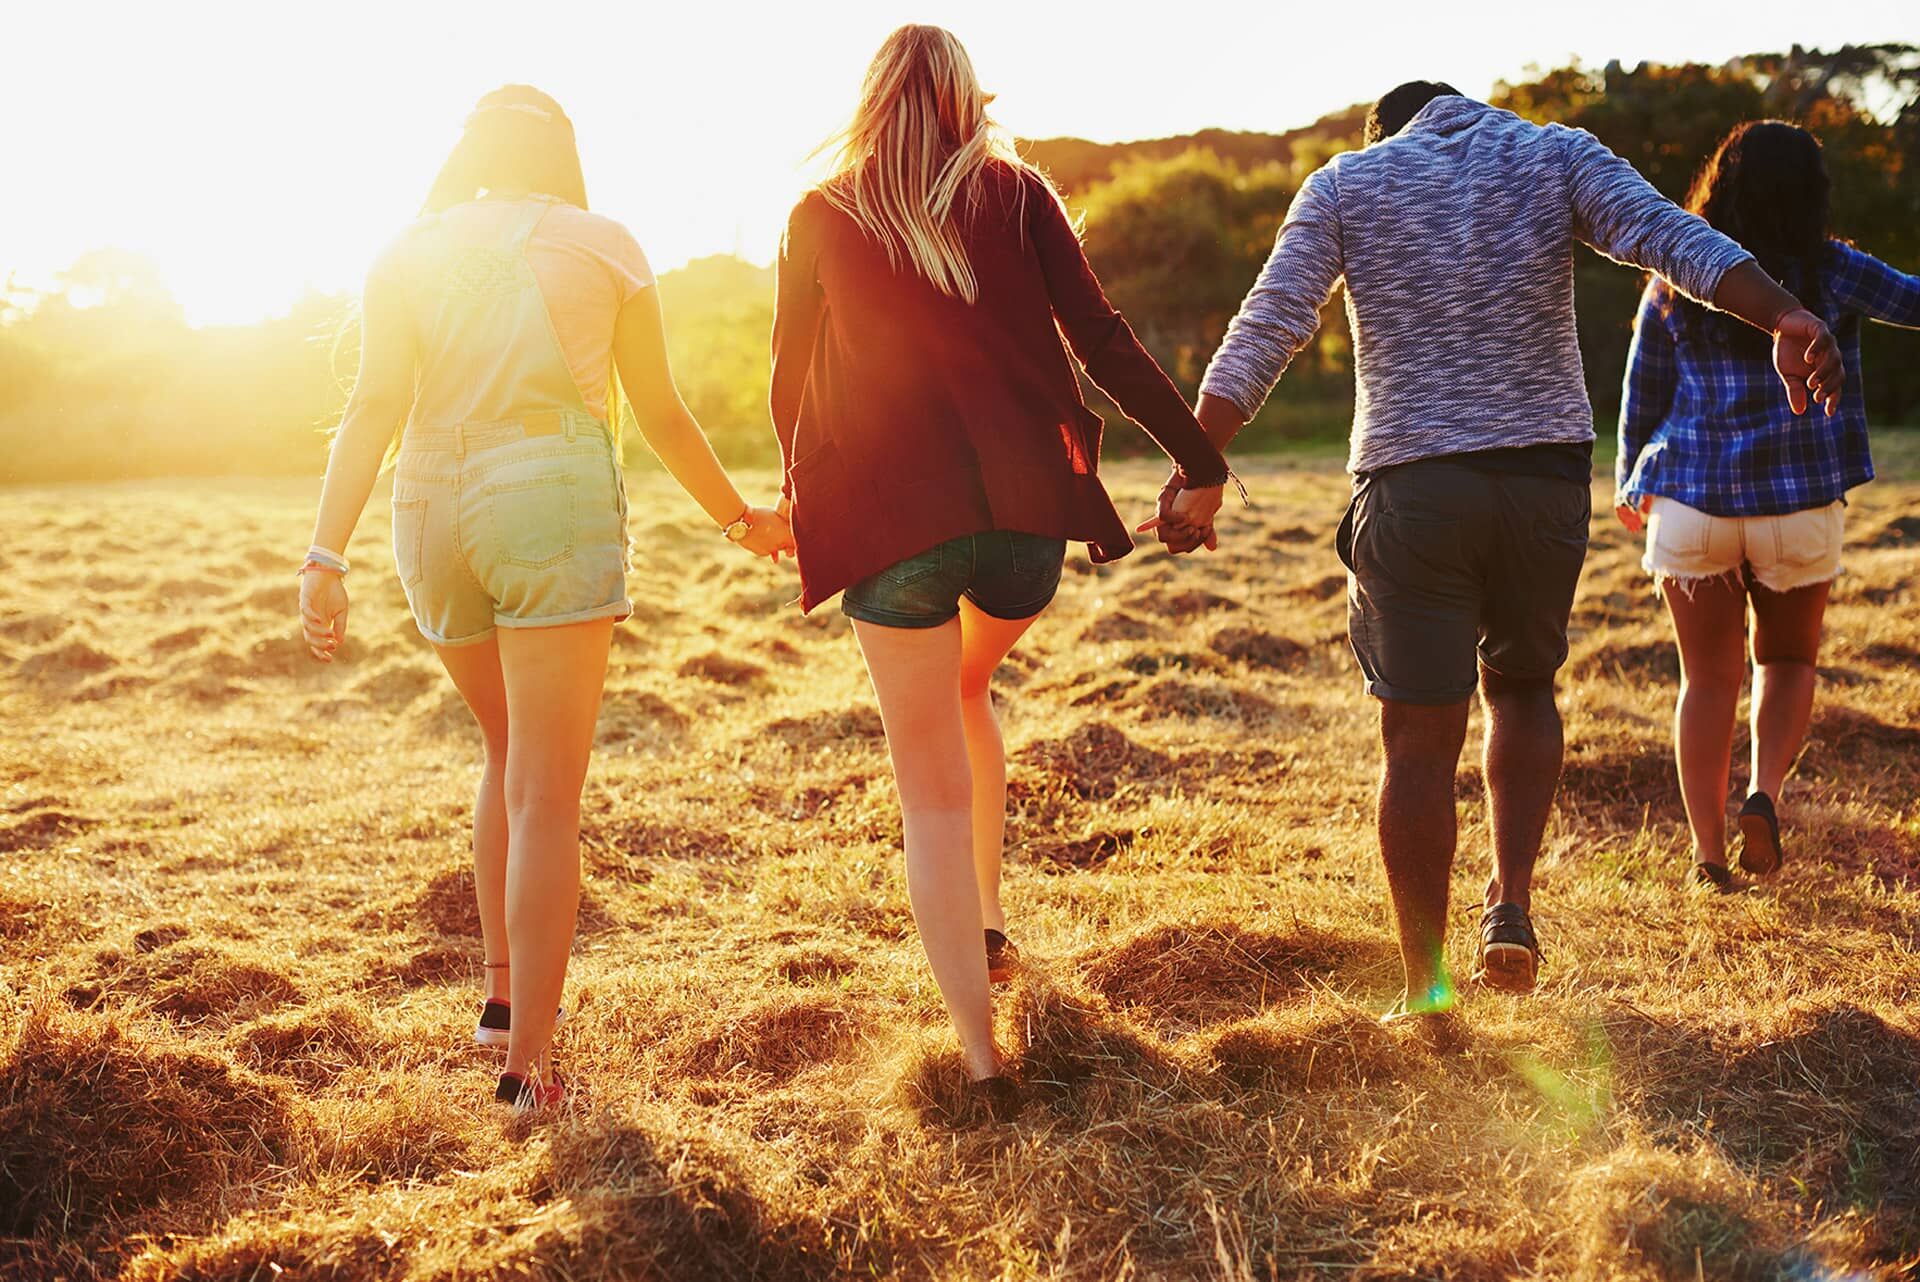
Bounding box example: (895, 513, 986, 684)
(985, 929, 1019, 984)
(1736, 792, 1783, 877)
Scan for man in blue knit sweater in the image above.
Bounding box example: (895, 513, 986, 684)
(1161, 82, 1843, 1018)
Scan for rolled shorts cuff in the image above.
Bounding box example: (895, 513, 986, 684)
(413, 621, 498, 648)
(1361, 674, 1478, 705)
(962, 587, 1055, 622)
(494, 599, 635, 631)
(840, 597, 959, 629)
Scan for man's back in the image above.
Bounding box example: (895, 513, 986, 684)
(1201, 96, 1752, 474)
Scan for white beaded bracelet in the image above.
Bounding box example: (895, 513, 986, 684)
(302, 545, 350, 575)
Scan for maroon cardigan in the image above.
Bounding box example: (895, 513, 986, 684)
(770, 163, 1231, 613)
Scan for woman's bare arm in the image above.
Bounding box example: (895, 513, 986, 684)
(613, 288, 791, 556)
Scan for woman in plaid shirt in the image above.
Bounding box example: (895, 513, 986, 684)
(1616, 120, 1920, 892)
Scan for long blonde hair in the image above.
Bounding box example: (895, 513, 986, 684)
(818, 25, 1046, 304)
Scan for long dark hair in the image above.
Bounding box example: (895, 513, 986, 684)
(423, 85, 587, 214)
(1662, 120, 1831, 352)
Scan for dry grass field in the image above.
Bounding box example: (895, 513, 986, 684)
(2, 449, 1918, 1281)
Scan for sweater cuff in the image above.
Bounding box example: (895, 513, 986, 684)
(1685, 246, 1756, 309)
(1197, 369, 1268, 424)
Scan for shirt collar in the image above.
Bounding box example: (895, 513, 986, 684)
(1401, 95, 1494, 136)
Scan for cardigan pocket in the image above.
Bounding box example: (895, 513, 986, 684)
(790, 439, 868, 562)
(1060, 406, 1105, 475)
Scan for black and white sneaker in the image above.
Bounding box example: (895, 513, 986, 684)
(474, 999, 567, 1048)
(495, 1068, 567, 1110)
(1473, 903, 1540, 994)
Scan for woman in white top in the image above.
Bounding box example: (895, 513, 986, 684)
(298, 85, 792, 1108)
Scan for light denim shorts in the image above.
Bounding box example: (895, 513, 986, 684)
(1643, 496, 1844, 595)
(391, 418, 632, 646)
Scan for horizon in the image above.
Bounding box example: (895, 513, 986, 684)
(2, 0, 1912, 327)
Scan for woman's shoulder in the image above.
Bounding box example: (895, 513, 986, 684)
(369, 218, 438, 284)
(542, 203, 642, 249)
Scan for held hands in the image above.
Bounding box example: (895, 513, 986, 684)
(300, 571, 349, 662)
(1614, 493, 1652, 534)
(1137, 468, 1226, 554)
(1772, 309, 1844, 417)
(734, 503, 797, 562)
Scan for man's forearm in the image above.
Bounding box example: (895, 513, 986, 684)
(1194, 393, 1250, 454)
(1712, 260, 1804, 333)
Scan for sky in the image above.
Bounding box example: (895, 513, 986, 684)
(2, 0, 1911, 326)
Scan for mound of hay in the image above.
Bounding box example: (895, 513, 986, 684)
(1079, 610, 1157, 643)
(1003, 975, 1180, 1120)
(0, 1005, 293, 1237)
(1081, 920, 1365, 1024)
(1564, 1140, 1781, 1281)
(230, 998, 385, 1085)
(679, 996, 864, 1083)
(121, 1215, 406, 1282)
(677, 653, 767, 686)
(1202, 1005, 1403, 1091)
(66, 939, 301, 1024)
(532, 1121, 838, 1281)
(1014, 721, 1171, 800)
(1210, 627, 1309, 671)
(303, 1074, 477, 1183)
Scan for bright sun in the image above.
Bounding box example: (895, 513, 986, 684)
(2, 0, 1909, 326)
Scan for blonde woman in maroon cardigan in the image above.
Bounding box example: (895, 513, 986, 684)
(771, 25, 1229, 1108)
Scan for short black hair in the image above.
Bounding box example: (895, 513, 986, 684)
(1365, 81, 1463, 144)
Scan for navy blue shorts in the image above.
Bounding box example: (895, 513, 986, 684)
(841, 530, 1067, 629)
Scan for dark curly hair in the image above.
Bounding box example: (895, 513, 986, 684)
(1660, 120, 1831, 354)
(1364, 81, 1462, 145)
(423, 85, 588, 214)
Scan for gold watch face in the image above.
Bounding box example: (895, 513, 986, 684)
(723, 519, 751, 542)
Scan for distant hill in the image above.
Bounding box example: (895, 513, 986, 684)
(1020, 104, 1369, 195)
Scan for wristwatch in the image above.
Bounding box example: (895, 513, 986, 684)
(721, 507, 753, 543)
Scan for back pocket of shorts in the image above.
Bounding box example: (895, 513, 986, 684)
(392, 497, 428, 588)
(485, 474, 577, 570)
(1649, 499, 1711, 560)
(1774, 503, 1843, 568)
(880, 544, 947, 587)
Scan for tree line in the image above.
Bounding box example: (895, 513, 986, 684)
(1, 46, 1913, 482)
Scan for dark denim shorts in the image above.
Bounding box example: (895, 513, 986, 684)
(841, 530, 1068, 629)
(1335, 460, 1590, 704)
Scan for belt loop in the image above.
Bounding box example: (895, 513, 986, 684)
(453, 423, 466, 462)
(564, 412, 576, 443)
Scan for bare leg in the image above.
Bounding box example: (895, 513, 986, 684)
(1479, 671, 1563, 913)
(852, 617, 998, 1080)
(496, 618, 613, 1081)
(433, 638, 511, 1002)
(956, 599, 1047, 936)
(1746, 579, 1830, 799)
(1377, 698, 1472, 1009)
(1661, 577, 1748, 868)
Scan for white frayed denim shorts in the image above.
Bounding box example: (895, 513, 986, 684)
(1642, 496, 1843, 594)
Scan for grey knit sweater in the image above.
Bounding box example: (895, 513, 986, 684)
(1199, 96, 1755, 474)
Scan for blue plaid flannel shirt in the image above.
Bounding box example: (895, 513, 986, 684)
(1617, 240, 1920, 517)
